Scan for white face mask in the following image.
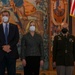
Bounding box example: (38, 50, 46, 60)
(2, 16, 9, 23)
(29, 26, 35, 31)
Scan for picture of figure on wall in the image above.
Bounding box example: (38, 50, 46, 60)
(0, 0, 49, 71)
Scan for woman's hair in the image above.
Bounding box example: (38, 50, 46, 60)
(25, 20, 40, 34)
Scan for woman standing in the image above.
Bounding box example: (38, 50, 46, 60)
(21, 20, 44, 75)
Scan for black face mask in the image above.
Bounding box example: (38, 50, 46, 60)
(61, 28, 68, 34)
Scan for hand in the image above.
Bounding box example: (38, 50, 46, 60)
(53, 62, 56, 69)
(2, 45, 11, 53)
(6, 49, 11, 53)
(40, 60, 44, 66)
(22, 59, 26, 66)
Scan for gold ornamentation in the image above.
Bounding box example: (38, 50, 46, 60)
(51, 0, 68, 25)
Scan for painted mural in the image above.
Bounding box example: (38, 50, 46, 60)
(50, 0, 68, 44)
(50, 0, 68, 69)
(0, 0, 49, 70)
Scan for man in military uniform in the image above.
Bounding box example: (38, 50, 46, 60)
(53, 23, 75, 75)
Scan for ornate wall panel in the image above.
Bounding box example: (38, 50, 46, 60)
(49, 0, 69, 70)
(0, 0, 70, 73)
(0, 0, 49, 72)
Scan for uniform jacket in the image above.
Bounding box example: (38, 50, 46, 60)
(53, 33, 75, 66)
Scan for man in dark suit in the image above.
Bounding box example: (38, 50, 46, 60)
(53, 23, 75, 75)
(0, 10, 19, 75)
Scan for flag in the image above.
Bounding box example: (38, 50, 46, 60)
(70, 0, 75, 17)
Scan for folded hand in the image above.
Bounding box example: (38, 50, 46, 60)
(2, 45, 11, 53)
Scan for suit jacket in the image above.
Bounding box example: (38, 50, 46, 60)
(0, 23, 19, 61)
(21, 32, 44, 60)
(53, 33, 75, 66)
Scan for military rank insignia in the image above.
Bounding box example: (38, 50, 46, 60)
(58, 36, 62, 40)
(69, 38, 74, 42)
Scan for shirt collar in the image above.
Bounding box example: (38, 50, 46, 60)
(3, 22, 9, 26)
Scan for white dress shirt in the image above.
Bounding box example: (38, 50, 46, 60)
(3, 22, 9, 34)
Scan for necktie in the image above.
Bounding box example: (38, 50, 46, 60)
(5, 24, 8, 44)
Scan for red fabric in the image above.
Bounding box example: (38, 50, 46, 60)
(70, 0, 75, 16)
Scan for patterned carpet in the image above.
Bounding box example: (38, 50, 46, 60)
(40, 70, 57, 75)
(5, 68, 75, 75)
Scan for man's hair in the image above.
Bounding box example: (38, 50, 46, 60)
(1, 10, 10, 16)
